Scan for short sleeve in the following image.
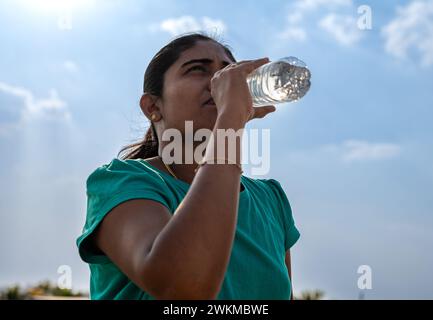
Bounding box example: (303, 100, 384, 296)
(76, 158, 174, 264)
(266, 179, 300, 251)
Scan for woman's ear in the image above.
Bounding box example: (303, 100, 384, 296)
(140, 93, 162, 121)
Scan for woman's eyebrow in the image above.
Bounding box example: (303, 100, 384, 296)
(180, 58, 231, 69)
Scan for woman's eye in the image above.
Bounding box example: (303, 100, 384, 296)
(188, 65, 206, 73)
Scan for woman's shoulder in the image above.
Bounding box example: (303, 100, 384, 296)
(241, 175, 283, 193)
(87, 157, 162, 177)
(77, 158, 175, 264)
(86, 157, 168, 192)
(88, 157, 155, 173)
(242, 176, 291, 209)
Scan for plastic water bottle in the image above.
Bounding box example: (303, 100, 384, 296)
(246, 56, 311, 107)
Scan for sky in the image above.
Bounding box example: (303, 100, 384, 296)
(0, 0, 432, 299)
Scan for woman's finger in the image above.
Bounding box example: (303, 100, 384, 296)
(236, 57, 270, 75)
(249, 105, 276, 121)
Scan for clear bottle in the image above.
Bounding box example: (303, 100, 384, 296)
(246, 56, 311, 107)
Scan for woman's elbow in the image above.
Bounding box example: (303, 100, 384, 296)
(138, 258, 218, 300)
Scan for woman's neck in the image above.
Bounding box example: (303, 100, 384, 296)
(157, 140, 208, 184)
(166, 161, 198, 185)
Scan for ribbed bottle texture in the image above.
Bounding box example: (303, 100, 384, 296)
(246, 56, 311, 107)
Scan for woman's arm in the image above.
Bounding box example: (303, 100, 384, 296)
(94, 114, 245, 300)
(285, 250, 294, 300)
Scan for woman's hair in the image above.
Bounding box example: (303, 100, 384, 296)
(118, 31, 236, 160)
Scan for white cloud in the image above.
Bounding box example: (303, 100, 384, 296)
(154, 16, 227, 37)
(201, 17, 227, 35)
(279, 0, 355, 43)
(285, 140, 402, 165)
(63, 60, 79, 73)
(295, 0, 352, 11)
(0, 81, 71, 132)
(382, 0, 433, 67)
(318, 13, 363, 46)
(277, 26, 307, 41)
(287, 12, 304, 25)
(325, 140, 402, 162)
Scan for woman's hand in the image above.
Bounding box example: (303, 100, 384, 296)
(210, 57, 276, 125)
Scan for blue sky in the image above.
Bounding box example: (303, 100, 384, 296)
(1, 0, 432, 299)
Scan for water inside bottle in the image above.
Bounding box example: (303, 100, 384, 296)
(247, 56, 311, 107)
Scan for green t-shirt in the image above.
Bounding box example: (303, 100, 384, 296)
(76, 158, 300, 300)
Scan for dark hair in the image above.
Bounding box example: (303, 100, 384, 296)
(117, 31, 236, 160)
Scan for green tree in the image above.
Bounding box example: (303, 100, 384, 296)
(295, 289, 325, 300)
(0, 284, 30, 300)
(0, 280, 88, 299)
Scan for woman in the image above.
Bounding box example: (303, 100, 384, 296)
(76, 32, 300, 300)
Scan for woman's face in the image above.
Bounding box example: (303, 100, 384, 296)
(157, 40, 235, 135)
